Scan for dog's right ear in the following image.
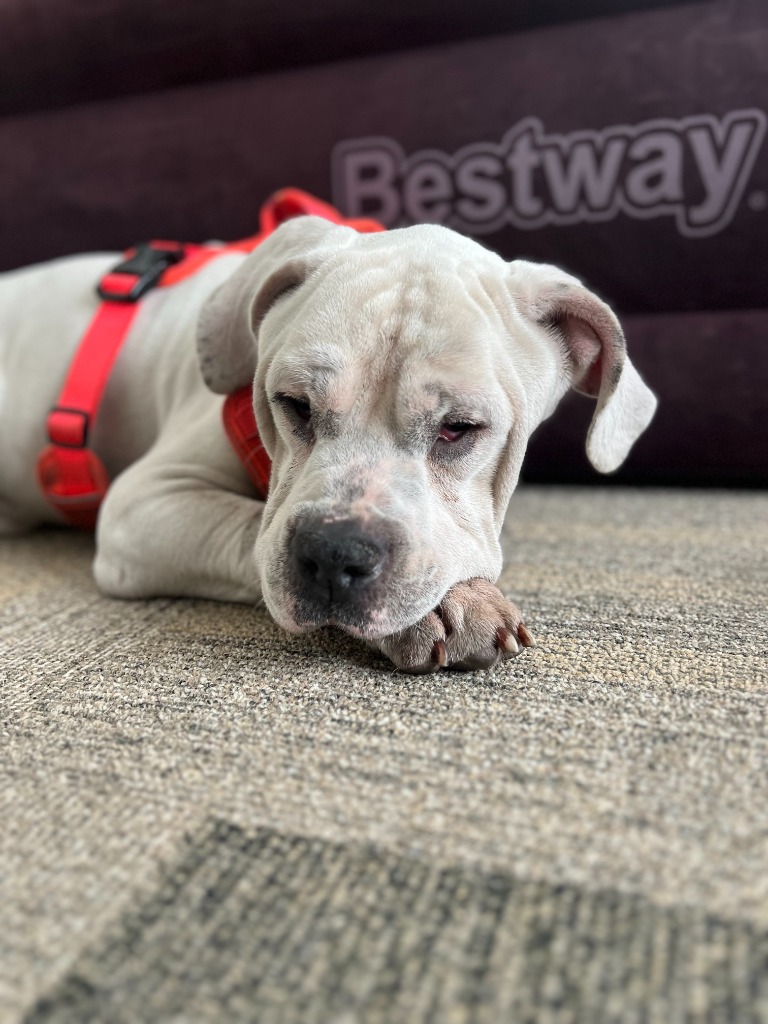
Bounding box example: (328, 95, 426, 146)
(196, 216, 355, 394)
(507, 260, 657, 473)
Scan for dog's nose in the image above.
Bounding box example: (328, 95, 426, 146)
(291, 517, 389, 606)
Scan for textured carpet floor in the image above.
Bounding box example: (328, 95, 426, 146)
(1, 486, 767, 1023)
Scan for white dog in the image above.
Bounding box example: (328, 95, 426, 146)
(0, 216, 656, 671)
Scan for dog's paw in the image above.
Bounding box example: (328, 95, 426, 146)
(375, 578, 536, 673)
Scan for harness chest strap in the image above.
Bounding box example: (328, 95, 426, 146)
(221, 387, 271, 499)
(36, 189, 384, 529)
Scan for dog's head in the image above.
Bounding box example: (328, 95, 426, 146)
(197, 216, 656, 639)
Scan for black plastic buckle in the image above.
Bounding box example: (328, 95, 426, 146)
(97, 242, 185, 302)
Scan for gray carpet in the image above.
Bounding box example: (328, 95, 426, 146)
(2, 486, 767, 1023)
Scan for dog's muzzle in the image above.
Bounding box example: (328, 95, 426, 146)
(289, 516, 391, 628)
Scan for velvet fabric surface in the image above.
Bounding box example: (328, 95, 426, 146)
(0, 0, 701, 115)
(0, 0, 765, 484)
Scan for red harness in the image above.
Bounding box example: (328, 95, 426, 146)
(36, 189, 384, 529)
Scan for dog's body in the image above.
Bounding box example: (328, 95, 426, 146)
(0, 218, 656, 671)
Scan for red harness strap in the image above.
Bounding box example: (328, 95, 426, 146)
(220, 388, 271, 499)
(37, 189, 384, 529)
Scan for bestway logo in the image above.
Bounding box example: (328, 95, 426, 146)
(332, 110, 766, 238)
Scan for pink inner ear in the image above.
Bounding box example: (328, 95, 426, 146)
(556, 312, 604, 397)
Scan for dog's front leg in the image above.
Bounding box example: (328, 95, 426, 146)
(373, 579, 536, 673)
(93, 458, 264, 605)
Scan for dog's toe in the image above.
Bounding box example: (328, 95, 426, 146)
(440, 578, 533, 671)
(376, 580, 535, 673)
(377, 610, 447, 673)
(517, 622, 537, 648)
(496, 627, 520, 656)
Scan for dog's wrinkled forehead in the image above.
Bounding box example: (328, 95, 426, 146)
(262, 227, 510, 416)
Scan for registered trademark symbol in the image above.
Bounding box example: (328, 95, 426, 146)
(747, 190, 767, 211)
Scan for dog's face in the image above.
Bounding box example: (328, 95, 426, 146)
(197, 217, 656, 639)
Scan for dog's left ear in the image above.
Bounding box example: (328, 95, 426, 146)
(509, 261, 658, 473)
(197, 216, 356, 394)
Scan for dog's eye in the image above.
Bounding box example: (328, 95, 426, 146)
(438, 421, 475, 443)
(282, 396, 312, 423)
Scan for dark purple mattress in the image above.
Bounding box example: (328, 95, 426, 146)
(0, 0, 764, 484)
